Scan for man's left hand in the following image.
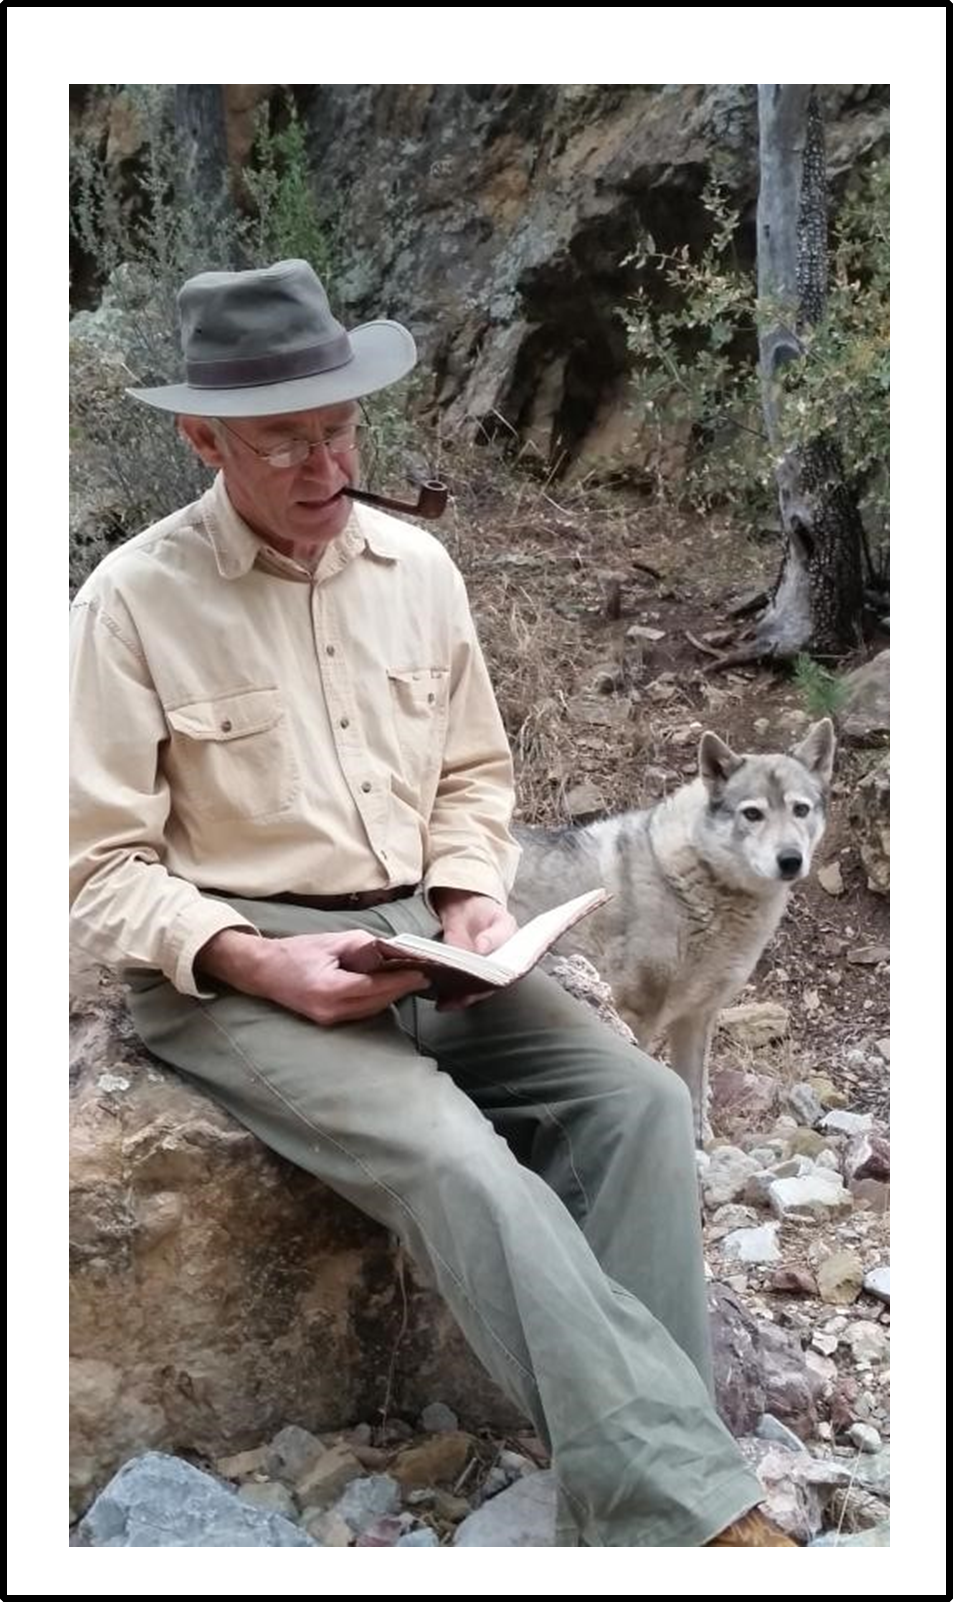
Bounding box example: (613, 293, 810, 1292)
(429, 888, 518, 1011)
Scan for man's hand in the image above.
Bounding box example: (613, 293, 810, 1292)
(195, 928, 429, 1026)
(429, 887, 518, 1011)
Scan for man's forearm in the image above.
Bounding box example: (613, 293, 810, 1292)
(195, 928, 275, 995)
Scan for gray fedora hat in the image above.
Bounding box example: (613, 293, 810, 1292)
(126, 259, 416, 417)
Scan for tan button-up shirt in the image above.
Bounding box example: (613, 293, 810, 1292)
(69, 473, 520, 995)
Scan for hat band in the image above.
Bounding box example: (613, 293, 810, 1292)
(185, 333, 353, 389)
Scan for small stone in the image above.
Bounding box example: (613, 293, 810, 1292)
(720, 1222, 782, 1265)
(453, 1472, 557, 1547)
(355, 1514, 405, 1547)
(718, 1002, 790, 1046)
(295, 1445, 365, 1511)
(863, 1265, 890, 1302)
(266, 1424, 328, 1485)
(419, 1402, 459, 1434)
(301, 1508, 352, 1546)
(626, 623, 666, 641)
(816, 1252, 864, 1305)
(767, 1265, 817, 1296)
(785, 1127, 827, 1158)
(337, 1474, 403, 1535)
(817, 861, 845, 896)
(236, 1480, 298, 1521)
(390, 1433, 473, 1492)
(845, 1133, 890, 1182)
(846, 943, 889, 965)
(815, 1149, 840, 1172)
(842, 1321, 890, 1365)
(756, 1414, 807, 1451)
(807, 1074, 848, 1110)
(432, 1488, 471, 1523)
(768, 1174, 853, 1219)
(788, 1084, 824, 1126)
(396, 1527, 440, 1546)
(821, 1110, 875, 1137)
(214, 1445, 271, 1482)
(851, 1178, 890, 1212)
(812, 1331, 839, 1357)
(848, 1422, 882, 1453)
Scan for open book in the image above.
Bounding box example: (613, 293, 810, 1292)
(370, 888, 611, 999)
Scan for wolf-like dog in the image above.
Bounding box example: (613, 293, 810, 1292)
(511, 719, 836, 1144)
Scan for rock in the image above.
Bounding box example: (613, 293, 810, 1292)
(845, 1133, 890, 1182)
(817, 861, 845, 897)
(626, 623, 666, 641)
(266, 1425, 328, 1486)
(826, 1484, 890, 1534)
(236, 1479, 298, 1520)
(498, 1448, 538, 1480)
(336, 1474, 403, 1535)
(69, 976, 520, 1514)
(816, 1252, 864, 1305)
(842, 1321, 890, 1365)
(419, 1401, 459, 1434)
(755, 1414, 807, 1452)
(849, 756, 890, 894)
(355, 1514, 405, 1547)
(780, 1127, 824, 1160)
(539, 954, 638, 1046)
(432, 1488, 471, 1523)
(846, 942, 889, 965)
(453, 1471, 557, 1546)
(301, 1508, 353, 1546)
(737, 1439, 853, 1543)
(766, 1265, 818, 1296)
(719, 1223, 782, 1265)
(213, 1445, 271, 1482)
(768, 1175, 853, 1219)
(806, 1074, 848, 1110)
(708, 1284, 816, 1438)
(848, 1422, 882, 1453)
(815, 1149, 840, 1173)
(787, 1085, 824, 1126)
(701, 1145, 764, 1209)
(295, 1445, 365, 1510)
(396, 1527, 440, 1546)
(851, 1178, 890, 1212)
(821, 1109, 875, 1137)
(863, 1266, 890, 1303)
(810, 1522, 890, 1547)
(709, 1068, 781, 1130)
(390, 1433, 473, 1492)
(564, 781, 608, 819)
(718, 1002, 790, 1047)
(854, 1444, 891, 1499)
(73, 1452, 318, 1547)
(838, 650, 890, 742)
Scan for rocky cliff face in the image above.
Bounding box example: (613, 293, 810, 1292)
(70, 84, 888, 475)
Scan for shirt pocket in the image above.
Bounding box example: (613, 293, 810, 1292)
(164, 688, 299, 823)
(386, 667, 450, 792)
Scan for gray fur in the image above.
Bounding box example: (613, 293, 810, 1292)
(511, 719, 835, 1144)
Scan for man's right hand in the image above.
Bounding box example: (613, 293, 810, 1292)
(195, 928, 429, 1026)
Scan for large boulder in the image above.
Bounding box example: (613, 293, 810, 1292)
(69, 969, 519, 1517)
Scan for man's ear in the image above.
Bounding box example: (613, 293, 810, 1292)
(177, 414, 225, 470)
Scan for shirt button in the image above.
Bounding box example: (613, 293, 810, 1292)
(339, 717, 350, 729)
(326, 645, 335, 656)
(221, 719, 233, 733)
(427, 692, 435, 704)
(361, 781, 372, 793)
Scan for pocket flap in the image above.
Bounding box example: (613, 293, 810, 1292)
(166, 689, 284, 742)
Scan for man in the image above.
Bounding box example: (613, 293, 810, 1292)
(70, 259, 793, 1547)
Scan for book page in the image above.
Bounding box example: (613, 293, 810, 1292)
(487, 889, 608, 975)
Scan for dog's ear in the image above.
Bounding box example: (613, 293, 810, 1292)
(791, 717, 836, 786)
(699, 732, 743, 796)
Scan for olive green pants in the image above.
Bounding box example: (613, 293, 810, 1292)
(126, 893, 762, 1546)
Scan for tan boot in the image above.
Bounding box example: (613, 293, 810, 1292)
(706, 1507, 798, 1546)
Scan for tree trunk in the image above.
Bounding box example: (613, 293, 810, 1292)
(174, 86, 229, 210)
(751, 85, 866, 657)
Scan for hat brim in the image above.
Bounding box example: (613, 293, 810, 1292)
(125, 320, 417, 417)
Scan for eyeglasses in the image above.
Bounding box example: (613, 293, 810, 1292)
(217, 419, 366, 469)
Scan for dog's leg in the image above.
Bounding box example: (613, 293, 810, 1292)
(666, 1015, 715, 1147)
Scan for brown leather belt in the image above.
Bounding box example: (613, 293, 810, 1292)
(208, 885, 418, 912)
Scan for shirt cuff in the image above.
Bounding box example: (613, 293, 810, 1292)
(423, 857, 510, 909)
(167, 899, 262, 998)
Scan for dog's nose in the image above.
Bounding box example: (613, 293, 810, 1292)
(777, 848, 803, 879)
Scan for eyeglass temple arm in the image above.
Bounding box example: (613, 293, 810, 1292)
(343, 481, 448, 519)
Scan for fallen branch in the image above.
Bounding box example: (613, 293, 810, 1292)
(684, 630, 722, 658)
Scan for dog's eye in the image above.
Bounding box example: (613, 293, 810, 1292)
(741, 806, 764, 823)
(793, 802, 811, 818)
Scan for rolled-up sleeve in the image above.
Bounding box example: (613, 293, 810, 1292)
(69, 597, 258, 996)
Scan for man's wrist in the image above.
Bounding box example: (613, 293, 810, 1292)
(195, 927, 273, 994)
